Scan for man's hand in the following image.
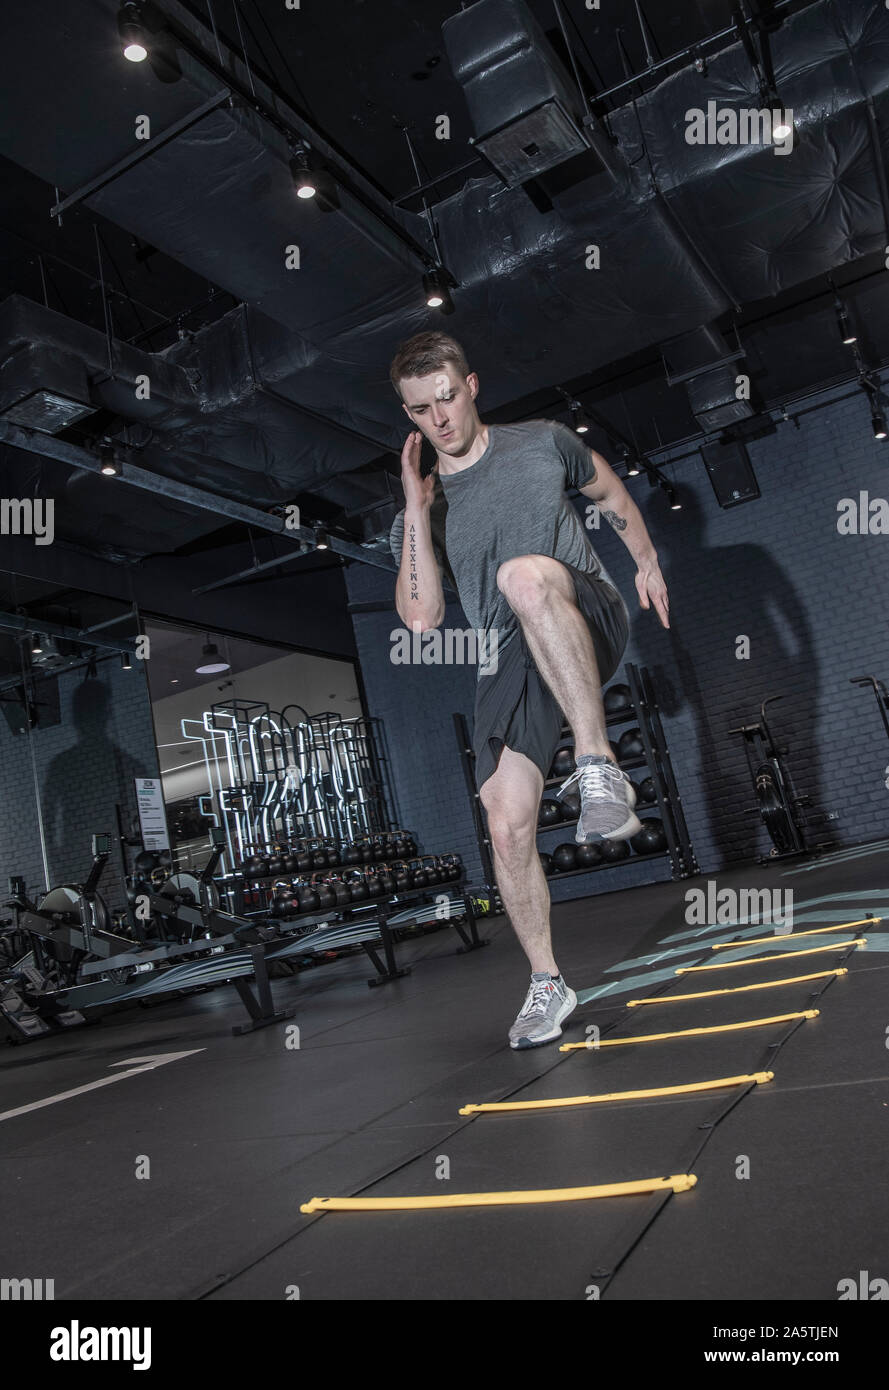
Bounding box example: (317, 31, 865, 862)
(401, 431, 436, 511)
(636, 562, 670, 628)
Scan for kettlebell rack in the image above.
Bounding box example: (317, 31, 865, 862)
(454, 662, 699, 895)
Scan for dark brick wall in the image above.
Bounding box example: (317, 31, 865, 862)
(347, 382, 889, 895)
(0, 660, 160, 905)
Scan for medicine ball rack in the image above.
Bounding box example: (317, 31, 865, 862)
(0, 833, 485, 1044)
(454, 662, 699, 894)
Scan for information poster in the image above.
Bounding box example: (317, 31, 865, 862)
(135, 777, 171, 852)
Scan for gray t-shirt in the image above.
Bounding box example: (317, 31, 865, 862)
(390, 419, 624, 673)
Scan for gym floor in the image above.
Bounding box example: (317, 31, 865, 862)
(3, 843, 888, 1302)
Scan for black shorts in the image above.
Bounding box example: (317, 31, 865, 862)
(472, 565, 630, 792)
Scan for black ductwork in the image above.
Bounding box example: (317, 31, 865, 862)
(1, 0, 888, 553)
(662, 324, 754, 432)
(443, 0, 594, 187)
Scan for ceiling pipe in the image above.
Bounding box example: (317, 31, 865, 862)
(0, 418, 397, 574)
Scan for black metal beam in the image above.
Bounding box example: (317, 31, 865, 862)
(0, 419, 397, 576)
(49, 90, 232, 220)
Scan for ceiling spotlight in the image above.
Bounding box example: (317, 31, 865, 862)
(99, 442, 120, 476)
(289, 146, 317, 199)
(314, 527, 330, 551)
(835, 299, 856, 345)
(422, 266, 455, 315)
(30, 633, 43, 656)
(873, 412, 888, 441)
(118, 2, 148, 61)
(661, 481, 682, 510)
(196, 641, 231, 675)
(121, 651, 132, 670)
(570, 401, 589, 435)
(620, 444, 641, 477)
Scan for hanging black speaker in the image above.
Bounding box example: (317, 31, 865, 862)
(700, 440, 761, 509)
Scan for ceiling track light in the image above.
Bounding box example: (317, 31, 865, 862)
(872, 412, 888, 441)
(619, 444, 641, 477)
(761, 84, 792, 141)
(99, 442, 120, 476)
(569, 401, 590, 435)
(289, 145, 317, 200)
(118, 1, 148, 62)
(30, 632, 43, 656)
(422, 265, 456, 315)
(314, 527, 330, 551)
(121, 651, 133, 670)
(835, 298, 857, 345)
(661, 480, 681, 510)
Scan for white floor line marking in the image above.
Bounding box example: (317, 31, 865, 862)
(0, 1050, 206, 1123)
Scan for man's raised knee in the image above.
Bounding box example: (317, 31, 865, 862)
(496, 556, 553, 615)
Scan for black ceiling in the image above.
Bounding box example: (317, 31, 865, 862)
(0, 0, 887, 585)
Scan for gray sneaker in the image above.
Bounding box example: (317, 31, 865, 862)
(508, 972, 577, 1049)
(559, 755, 642, 845)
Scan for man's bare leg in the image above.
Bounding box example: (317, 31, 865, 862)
(496, 555, 613, 761)
(479, 745, 557, 975)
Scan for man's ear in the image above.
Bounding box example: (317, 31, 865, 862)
(466, 372, 479, 400)
(401, 399, 412, 420)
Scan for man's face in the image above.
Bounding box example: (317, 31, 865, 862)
(399, 364, 479, 456)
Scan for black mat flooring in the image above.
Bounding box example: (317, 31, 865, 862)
(3, 843, 888, 1300)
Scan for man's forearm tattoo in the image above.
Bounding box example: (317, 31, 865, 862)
(603, 509, 627, 532)
(408, 523, 419, 600)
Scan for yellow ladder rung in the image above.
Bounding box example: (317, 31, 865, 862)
(559, 1009, 818, 1050)
(677, 940, 866, 973)
(301, 1173, 698, 1213)
(459, 1071, 774, 1114)
(627, 969, 846, 1005)
(711, 917, 880, 949)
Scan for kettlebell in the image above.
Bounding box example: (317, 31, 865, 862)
(316, 882, 336, 910)
(377, 868, 393, 895)
(365, 872, 382, 898)
(297, 886, 320, 912)
(333, 879, 352, 907)
(348, 875, 369, 902)
(344, 843, 362, 866)
(393, 863, 410, 892)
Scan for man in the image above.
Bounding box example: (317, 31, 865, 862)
(389, 331, 670, 1049)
